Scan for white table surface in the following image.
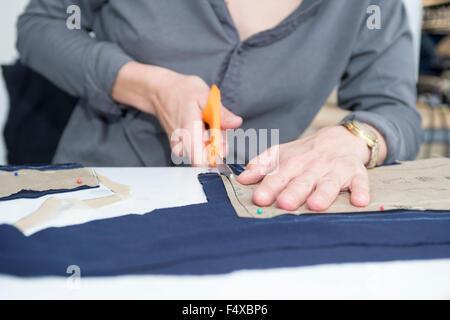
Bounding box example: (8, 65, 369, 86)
(1, 167, 449, 300)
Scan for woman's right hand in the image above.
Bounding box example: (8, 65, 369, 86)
(112, 61, 243, 166)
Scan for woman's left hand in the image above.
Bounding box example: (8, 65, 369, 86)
(237, 125, 386, 211)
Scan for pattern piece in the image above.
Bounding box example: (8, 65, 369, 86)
(0, 164, 99, 201)
(13, 174, 131, 235)
(0, 173, 450, 277)
(222, 158, 450, 218)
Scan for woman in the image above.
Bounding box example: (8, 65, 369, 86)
(17, 0, 422, 211)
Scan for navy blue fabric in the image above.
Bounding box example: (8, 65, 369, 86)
(0, 163, 84, 172)
(227, 163, 246, 176)
(0, 173, 450, 277)
(0, 164, 98, 201)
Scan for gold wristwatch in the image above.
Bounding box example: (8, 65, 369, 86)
(342, 120, 379, 169)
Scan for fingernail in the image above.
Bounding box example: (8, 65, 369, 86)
(312, 194, 325, 203)
(259, 191, 271, 202)
(254, 189, 272, 206)
(238, 170, 252, 179)
(228, 115, 242, 124)
(357, 193, 369, 204)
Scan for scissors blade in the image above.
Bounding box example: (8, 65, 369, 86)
(215, 156, 233, 178)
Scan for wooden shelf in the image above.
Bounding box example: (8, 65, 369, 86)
(423, 2, 450, 33)
(423, 0, 450, 8)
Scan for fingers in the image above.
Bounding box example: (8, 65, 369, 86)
(349, 171, 370, 207)
(236, 125, 374, 212)
(277, 165, 369, 212)
(276, 172, 317, 211)
(248, 155, 370, 212)
(221, 105, 243, 129)
(251, 157, 309, 207)
(175, 108, 239, 166)
(221, 129, 229, 158)
(182, 106, 209, 166)
(306, 176, 342, 212)
(237, 146, 281, 185)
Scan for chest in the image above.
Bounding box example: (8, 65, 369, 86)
(226, 0, 303, 40)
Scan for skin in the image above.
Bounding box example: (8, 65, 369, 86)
(112, 61, 387, 212)
(229, 0, 387, 210)
(237, 125, 387, 211)
(111, 0, 388, 211)
(227, 0, 304, 41)
(112, 62, 243, 164)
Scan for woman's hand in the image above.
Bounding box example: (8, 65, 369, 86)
(237, 125, 387, 211)
(112, 61, 243, 165)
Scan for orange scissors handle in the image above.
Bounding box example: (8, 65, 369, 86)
(202, 85, 222, 166)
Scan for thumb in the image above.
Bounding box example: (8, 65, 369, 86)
(221, 105, 243, 129)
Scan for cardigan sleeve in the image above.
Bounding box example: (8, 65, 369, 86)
(17, 0, 133, 117)
(338, 0, 422, 162)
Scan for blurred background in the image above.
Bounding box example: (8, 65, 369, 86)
(0, 1, 28, 164)
(0, 0, 448, 165)
(303, 0, 450, 160)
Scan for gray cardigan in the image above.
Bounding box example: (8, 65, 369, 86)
(17, 0, 422, 166)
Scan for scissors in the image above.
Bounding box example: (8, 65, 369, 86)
(202, 85, 233, 178)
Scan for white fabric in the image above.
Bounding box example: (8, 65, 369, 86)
(1, 259, 450, 299)
(0, 167, 208, 230)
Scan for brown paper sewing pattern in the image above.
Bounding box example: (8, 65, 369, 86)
(14, 173, 131, 234)
(222, 158, 450, 219)
(0, 168, 99, 199)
